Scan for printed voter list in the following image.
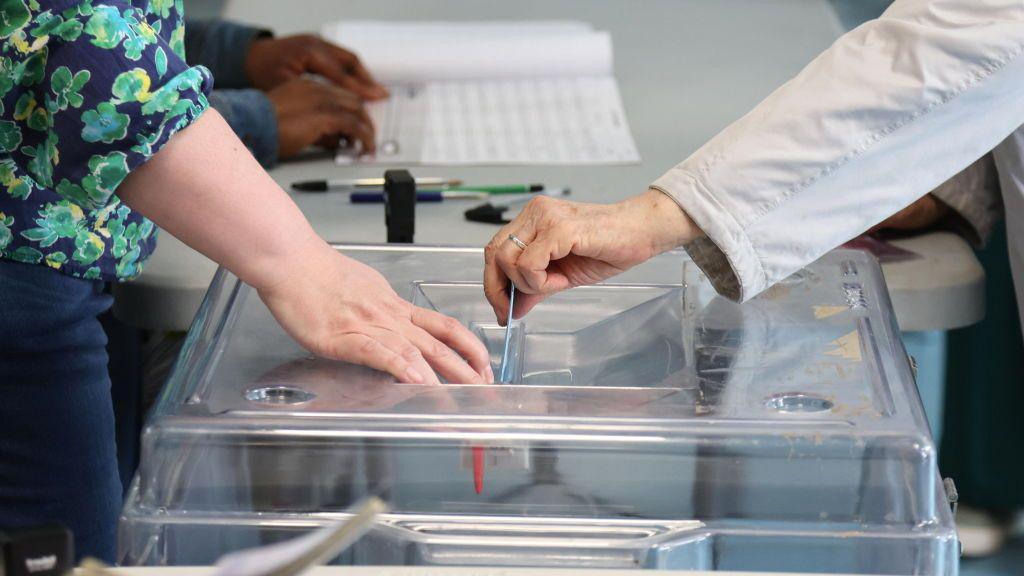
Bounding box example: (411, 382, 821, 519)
(322, 21, 641, 166)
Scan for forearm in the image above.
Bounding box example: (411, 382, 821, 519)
(653, 0, 1024, 301)
(117, 109, 319, 290)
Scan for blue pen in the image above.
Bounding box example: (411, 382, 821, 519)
(350, 191, 488, 203)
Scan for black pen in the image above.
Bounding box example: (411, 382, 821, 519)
(291, 177, 461, 192)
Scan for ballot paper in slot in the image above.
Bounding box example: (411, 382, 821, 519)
(322, 21, 639, 165)
(119, 245, 957, 574)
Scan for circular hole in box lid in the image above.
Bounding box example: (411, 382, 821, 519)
(244, 385, 316, 405)
(763, 392, 833, 413)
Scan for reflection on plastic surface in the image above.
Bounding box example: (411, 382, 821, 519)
(119, 246, 957, 575)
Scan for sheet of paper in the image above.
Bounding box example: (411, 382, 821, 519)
(212, 527, 336, 576)
(323, 21, 612, 83)
(341, 77, 640, 166)
(325, 20, 638, 166)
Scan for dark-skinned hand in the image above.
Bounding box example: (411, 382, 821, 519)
(267, 77, 376, 157)
(245, 33, 388, 100)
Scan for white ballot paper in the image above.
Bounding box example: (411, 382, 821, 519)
(321, 21, 640, 165)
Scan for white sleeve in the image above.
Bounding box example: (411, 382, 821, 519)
(651, 0, 1024, 301)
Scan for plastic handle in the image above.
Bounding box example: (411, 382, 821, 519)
(378, 519, 705, 569)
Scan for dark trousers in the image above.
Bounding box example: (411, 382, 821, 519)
(0, 260, 121, 562)
(941, 223, 1024, 513)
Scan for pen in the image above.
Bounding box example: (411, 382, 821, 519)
(445, 184, 543, 195)
(350, 191, 488, 203)
(328, 184, 545, 195)
(292, 177, 462, 192)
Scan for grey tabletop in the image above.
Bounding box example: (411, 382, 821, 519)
(112, 0, 984, 333)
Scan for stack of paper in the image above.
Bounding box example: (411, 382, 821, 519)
(321, 21, 640, 166)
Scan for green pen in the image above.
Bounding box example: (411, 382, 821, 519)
(422, 183, 544, 195)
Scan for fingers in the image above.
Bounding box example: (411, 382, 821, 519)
(314, 111, 376, 154)
(312, 82, 372, 126)
(306, 83, 376, 152)
(325, 43, 388, 99)
(494, 225, 539, 289)
(483, 240, 511, 322)
(308, 306, 490, 385)
(516, 229, 576, 294)
(306, 49, 362, 93)
(411, 307, 494, 382)
(401, 324, 485, 385)
(276, 80, 375, 153)
(485, 224, 536, 322)
(328, 332, 436, 385)
(308, 43, 389, 100)
(511, 292, 549, 320)
(366, 326, 442, 385)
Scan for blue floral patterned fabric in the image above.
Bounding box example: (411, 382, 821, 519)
(0, 0, 212, 280)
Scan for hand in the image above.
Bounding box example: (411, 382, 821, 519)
(483, 189, 697, 322)
(267, 77, 375, 157)
(869, 193, 949, 233)
(258, 238, 494, 385)
(245, 34, 388, 100)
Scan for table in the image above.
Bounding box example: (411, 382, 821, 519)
(101, 568, 872, 576)
(113, 0, 984, 333)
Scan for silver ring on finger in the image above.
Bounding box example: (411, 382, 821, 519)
(508, 234, 529, 250)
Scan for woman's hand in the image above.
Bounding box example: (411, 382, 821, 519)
(258, 238, 493, 385)
(483, 189, 698, 322)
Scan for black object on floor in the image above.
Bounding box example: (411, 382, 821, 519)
(0, 524, 73, 576)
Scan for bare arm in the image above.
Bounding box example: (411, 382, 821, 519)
(119, 109, 492, 385)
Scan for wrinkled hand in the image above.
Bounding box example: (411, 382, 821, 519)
(259, 239, 493, 385)
(267, 77, 375, 157)
(869, 193, 950, 233)
(483, 190, 696, 323)
(246, 34, 388, 99)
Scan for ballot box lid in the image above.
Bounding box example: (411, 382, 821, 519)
(121, 245, 956, 574)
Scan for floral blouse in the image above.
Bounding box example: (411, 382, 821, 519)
(0, 0, 212, 281)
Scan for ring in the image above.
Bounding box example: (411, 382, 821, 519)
(508, 234, 529, 250)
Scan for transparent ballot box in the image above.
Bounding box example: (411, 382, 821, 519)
(119, 245, 957, 574)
